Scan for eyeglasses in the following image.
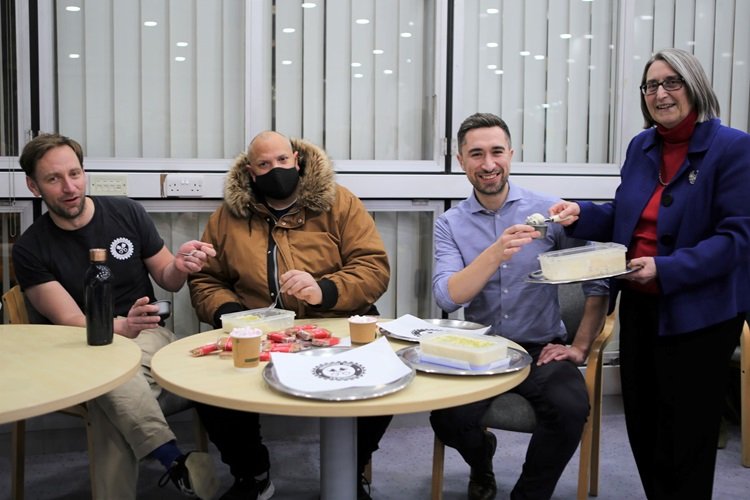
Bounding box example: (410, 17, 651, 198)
(640, 77, 685, 95)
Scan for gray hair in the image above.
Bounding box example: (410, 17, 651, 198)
(640, 48, 720, 128)
(457, 113, 512, 150)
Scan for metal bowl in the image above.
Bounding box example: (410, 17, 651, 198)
(422, 318, 487, 330)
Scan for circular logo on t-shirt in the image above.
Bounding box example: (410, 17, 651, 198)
(312, 361, 365, 381)
(110, 237, 134, 261)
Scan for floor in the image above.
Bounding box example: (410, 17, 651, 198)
(1, 396, 749, 499)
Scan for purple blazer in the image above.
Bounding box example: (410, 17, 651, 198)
(569, 119, 750, 335)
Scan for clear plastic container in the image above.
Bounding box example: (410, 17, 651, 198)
(220, 308, 296, 333)
(419, 332, 509, 369)
(538, 242, 626, 281)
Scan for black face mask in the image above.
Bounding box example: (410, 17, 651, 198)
(252, 167, 300, 200)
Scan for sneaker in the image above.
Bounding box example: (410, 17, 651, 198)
(357, 474, 372, 500)
(219, 472, 275, 500)
(158, 451, 219, 499)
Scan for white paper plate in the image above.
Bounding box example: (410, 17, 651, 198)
(379, 318, 487, 343)
(263, 347, 415, 401)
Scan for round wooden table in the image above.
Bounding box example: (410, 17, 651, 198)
(151, 317, 529, 499)
(0, 324, 141, 425)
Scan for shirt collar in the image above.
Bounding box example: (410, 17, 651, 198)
(467, 182, 523, 214)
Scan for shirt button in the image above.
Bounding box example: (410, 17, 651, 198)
(501, 264, 507, 269)
(503, 289, 508, 294)
(503, 314, 509, 319)
(267, 250, 271, 254)
(281, 221, 286, 225)
(297, 219, 302, 223)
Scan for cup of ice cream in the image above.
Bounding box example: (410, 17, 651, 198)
(525, 213, 548, 238)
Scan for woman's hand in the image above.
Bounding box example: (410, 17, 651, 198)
(548, 201, 580, 227)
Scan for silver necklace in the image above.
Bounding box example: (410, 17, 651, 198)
(658, 169, 669, 187)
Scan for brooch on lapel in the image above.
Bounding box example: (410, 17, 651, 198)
(688, 170, 699, 185)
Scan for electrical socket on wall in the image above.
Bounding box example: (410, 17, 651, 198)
(163, 174, 204, 197)
(89, 173, 128, 196)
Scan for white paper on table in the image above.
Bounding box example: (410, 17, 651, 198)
(377, 314, 491, 341)
(270, 337, 411, 393)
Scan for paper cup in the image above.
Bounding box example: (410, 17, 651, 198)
(230, 327, 262, 371)
(348, 316, 379, 345)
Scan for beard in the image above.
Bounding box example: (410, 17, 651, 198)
(47, 195, 87, 220)
(471, 170, 508, 196)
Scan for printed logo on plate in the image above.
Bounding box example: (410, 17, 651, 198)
(110, 237, 134, 261)
(312, 361, 365, 381)
(410, 328, 444, 338)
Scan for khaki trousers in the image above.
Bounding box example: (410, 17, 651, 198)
(88, 326, 188, 500)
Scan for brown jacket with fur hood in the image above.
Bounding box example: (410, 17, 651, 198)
(188, 138, 390, 327)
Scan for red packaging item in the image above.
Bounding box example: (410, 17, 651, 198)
(260, 351, 271, 362)
(190, 342, 220, 357)
(267, 331, 295, 343)
(311, 337, 340, 347)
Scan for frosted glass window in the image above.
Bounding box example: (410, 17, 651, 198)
(454, 0, 617, 164)
(253, 0, 436, 161)
(55, 0, 246, 159)
(621, 0, 749, 139)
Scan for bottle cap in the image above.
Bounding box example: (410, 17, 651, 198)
(89, 248, 107, 262)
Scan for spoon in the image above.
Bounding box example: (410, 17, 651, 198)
(259, 293, 281, 314)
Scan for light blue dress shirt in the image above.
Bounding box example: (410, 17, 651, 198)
(432, 182, 608, 345)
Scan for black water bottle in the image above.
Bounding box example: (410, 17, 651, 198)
(85, 248, 114, 346)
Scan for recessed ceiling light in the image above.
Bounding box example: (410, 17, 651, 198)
(353, 73, 364, 78)
(486, 8, 499, 14)
(487, 64, 497, 70)
(534, 54, 545, 60)
(282, 60, 293, 65)
(68, 53, 80, 59)
(560, 34, 572, 39)
(520, 51, 531, 56)
(301, 3, 317, 8)
(283, 28, 296, 33)
(351, 62, 362, 67)
(373, 49, 384, 55)
(144, 21, 158, 27)
(65, 6, 81, 12)
(486, 42, 498, 48)
(175, 56, 186, 62)
(176, 42, 189, 47)
(400, 32, 413, 38)
(383, 69, 393, 75)
(494, 70, 504, 75)
(355, 19, 370, 25)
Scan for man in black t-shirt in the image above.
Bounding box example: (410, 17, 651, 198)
(12, 133, 218, 500)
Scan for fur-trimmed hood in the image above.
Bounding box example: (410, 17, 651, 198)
(223, 138, 337, 219)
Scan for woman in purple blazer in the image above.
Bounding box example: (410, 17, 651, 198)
(550, 48, 750, 499)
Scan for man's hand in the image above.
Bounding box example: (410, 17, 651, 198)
(279, 270, 323, 305)
(115, 296, 161, 338)
(537, 343, 586, 366)
(490, 224, 539, 261)
(174, 240, 217, 274)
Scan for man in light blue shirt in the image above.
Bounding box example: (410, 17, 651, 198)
(431, 113, 609, 500)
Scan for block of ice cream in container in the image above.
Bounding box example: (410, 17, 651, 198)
(419, 332, 510, 370)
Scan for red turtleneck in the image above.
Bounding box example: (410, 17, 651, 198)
(626, 110, 698, 293)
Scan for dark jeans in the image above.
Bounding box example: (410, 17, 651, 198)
(430, 342, 589, 500)
(619, 289, 743, 500)
(195, 404, 392, 479)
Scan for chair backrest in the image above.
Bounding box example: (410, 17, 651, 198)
(2, 285, 30, 324)
(558, 282, 586, 343)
